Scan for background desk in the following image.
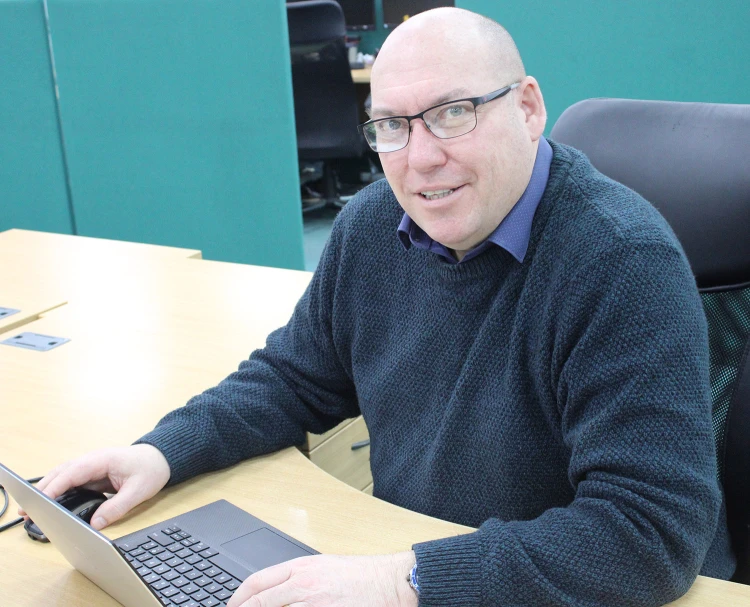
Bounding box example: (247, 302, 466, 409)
(0, 232, 748, 606)
(351, 67, 372, 84)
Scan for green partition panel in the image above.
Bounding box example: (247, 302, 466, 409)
(46, 0, 304, 269)
(456, 1, 750, 132)
(0, 0, 73, 233)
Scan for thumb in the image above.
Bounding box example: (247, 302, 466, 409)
(90, 483, 145, 530)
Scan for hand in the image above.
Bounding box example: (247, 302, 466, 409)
(226, 551, 418, 607)
(19, 444, 171, 530)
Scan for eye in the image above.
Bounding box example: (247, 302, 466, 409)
(446, 105, 465, 117)
(377, 119, 404, 132)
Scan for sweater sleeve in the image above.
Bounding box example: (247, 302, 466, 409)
(134, 218, 359, 486)
(412, 242, 724, 607)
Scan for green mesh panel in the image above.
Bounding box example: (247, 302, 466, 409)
(700, 286, 750, 481)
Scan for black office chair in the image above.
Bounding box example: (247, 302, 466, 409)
(550, 98, 750, 583)
(286, 0, 366, 211)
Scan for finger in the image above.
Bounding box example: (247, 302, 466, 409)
(42, 457, 111, 501)
(35, 462, 70, 493)
(226, 564, 293, 607)
(88, 482, 147, 530)
(18, 464, 69, 515)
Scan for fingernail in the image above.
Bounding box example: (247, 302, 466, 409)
(92, 517, 106, 529)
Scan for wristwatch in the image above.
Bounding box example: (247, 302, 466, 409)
(407, 562, 420, 596)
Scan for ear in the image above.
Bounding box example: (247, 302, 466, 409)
(516, 76, 547, 141)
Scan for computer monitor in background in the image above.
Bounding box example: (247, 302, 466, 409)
(383, 0, 455, 29)
(287, 1, 376, 31)
(338, 0, 376, 31)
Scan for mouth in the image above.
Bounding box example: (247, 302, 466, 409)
(418, 185, 465, 202)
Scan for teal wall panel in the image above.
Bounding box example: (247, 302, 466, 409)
(0, 0, 73, 234)
(457, 0, 750, 132)
(46, 0, 304, 269)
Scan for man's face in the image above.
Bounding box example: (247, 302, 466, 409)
(371, 40, 536, 258)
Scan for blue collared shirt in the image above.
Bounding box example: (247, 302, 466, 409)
(397, 137, 553, 264)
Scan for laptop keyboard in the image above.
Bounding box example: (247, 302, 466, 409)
(117, 524, 242, 606)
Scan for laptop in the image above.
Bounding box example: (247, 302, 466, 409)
(0, 462, 318, 607)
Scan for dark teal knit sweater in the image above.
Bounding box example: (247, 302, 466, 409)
(138, 141, 735, 606)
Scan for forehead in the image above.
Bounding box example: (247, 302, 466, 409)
(370, 41, 492, 117)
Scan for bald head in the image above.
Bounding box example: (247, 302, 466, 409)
(372, 8, 525, 93)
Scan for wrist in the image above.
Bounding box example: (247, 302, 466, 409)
(392, 550, 418, 607)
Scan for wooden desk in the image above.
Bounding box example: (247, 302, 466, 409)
(0, 229, 202, 262)
(0, 294, 65, 336)
(0, 235, 748, 606)
(351, 66, 372, 84)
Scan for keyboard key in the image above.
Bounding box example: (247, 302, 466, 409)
(199, 549, 218, 559)
(186, 554, 203, 565)
(172, 593, 190, 605)
(162, 586, 180, 598)
(176, 563, 193, 574)
(182, 583, 199, 595)
(154, 564, 170, 575)
(185, 570, 202, 580)
(195, 561, 211, 571)
(136, 566, 150, 577)
(194, 576, 212, 587)
(163, 570, 180, 582)
(166, 557, 184, 568)
(223, 579, 240, 590)
(176, 548, 194, 559)
(141, 541, 158, 551)
(185, 601, 201, 607)
(204, 583, 221, 594)
(214, 574, 231, 584)
(137, 553, 155, 563)
(204, 567, 222, 578)
(181, 538, 200, 547)
(148, 531, 174, 546)
(192, 590, 209, 602)
(144, 558, 161, 569)
(152, 580, 170, 591)
(166, 525, 181, 533)
(150, 546, 167, 556)
(172, 577, 189, 588)
(201, 597, 221, 607)
(144, 573, 161, 584)
(116, 541, 137, 552)
(177, 531, 191, 540)
(215, 589, 231, 601)
(167, 542, 184, 553)
(190, 543, 207, 553)
(157, 551, 174, 562)
(159, 597, 170, 606)
(128, 548, 146, 558)
(125, 554, 134, 562)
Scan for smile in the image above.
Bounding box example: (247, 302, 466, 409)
(419, 185, 464, 201)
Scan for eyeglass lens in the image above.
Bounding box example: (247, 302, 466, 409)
(363, 100, 477, 152)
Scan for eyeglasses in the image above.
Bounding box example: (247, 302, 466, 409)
(357, 83, 519, 153)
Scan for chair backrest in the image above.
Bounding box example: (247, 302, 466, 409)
(286, 0, 362, 159)
(551, 98, 750, 583)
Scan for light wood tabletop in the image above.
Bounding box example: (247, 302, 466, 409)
(0, 232, 748, 606)
(351, 66, 372, 84)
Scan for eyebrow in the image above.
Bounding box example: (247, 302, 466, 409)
(368, 87, 473, 119)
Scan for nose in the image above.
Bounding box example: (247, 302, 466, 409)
(406, 119, 448, 172)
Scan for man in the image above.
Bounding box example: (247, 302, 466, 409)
(31, 7, 735, 607)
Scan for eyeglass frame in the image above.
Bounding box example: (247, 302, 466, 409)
(357, 82, 520, 153)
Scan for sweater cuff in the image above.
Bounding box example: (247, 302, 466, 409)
(133, 419, 207, 487)
(412, 531, 483, 606)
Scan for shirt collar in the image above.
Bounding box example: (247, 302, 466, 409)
(397, 137, 553, 264)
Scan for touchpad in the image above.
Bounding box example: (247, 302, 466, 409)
(221, 528, 313, 572)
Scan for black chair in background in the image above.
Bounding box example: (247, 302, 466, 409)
(286, 0, 367, 211)
(551, 98, 750, 583)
